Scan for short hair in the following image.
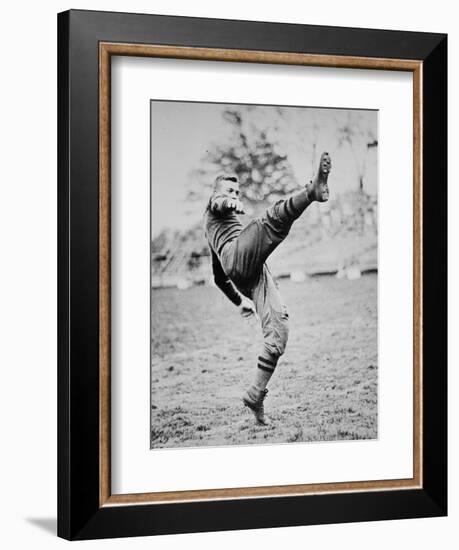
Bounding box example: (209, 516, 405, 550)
(214, 174, 239, 191)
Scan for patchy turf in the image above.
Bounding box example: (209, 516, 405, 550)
(151, 273, 377, 449)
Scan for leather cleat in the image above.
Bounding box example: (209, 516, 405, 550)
(242, 386, 270, 425)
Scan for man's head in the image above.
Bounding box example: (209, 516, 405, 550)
(213, 175, 240, 201)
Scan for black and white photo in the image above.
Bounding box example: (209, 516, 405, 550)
(150, 101, 378, 448)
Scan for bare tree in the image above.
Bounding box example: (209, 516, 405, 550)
(188, 107, 298, 209)
(336, 111, 378, 193)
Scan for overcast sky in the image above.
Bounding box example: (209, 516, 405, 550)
(150, 101, 377, 237)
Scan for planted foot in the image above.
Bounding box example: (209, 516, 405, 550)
(242, 386, 270, 426)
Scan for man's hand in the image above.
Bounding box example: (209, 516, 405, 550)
(239, 296, 256, 319)
(226, 198, 245, 214)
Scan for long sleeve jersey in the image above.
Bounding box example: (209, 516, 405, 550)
(204, 194, 243, 306)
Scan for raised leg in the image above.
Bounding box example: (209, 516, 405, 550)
(222, 152, 332, 288)
(221, 190, 310, 288)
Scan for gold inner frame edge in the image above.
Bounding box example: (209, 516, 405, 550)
(99, 42, 423, 507)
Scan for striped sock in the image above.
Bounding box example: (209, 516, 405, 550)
(254, 356, 277, 390)
(258, 355, 277, 372)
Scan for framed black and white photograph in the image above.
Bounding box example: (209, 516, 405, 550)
(149, 99, 378, 450)
(58, 9, 447, 540)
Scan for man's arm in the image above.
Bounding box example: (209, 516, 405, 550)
(210, 249, 242, 306)
(208, 195, 244, 215)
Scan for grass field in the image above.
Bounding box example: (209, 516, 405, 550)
(151, 273, 378, 449)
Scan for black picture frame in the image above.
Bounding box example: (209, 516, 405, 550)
(58, 9, 447, 540)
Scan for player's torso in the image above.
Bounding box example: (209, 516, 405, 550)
(204, 210, 243, 256)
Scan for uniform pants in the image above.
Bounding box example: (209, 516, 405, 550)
(221, 189, 311, 368)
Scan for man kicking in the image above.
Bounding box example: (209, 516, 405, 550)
(204, 152, 332, 425)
